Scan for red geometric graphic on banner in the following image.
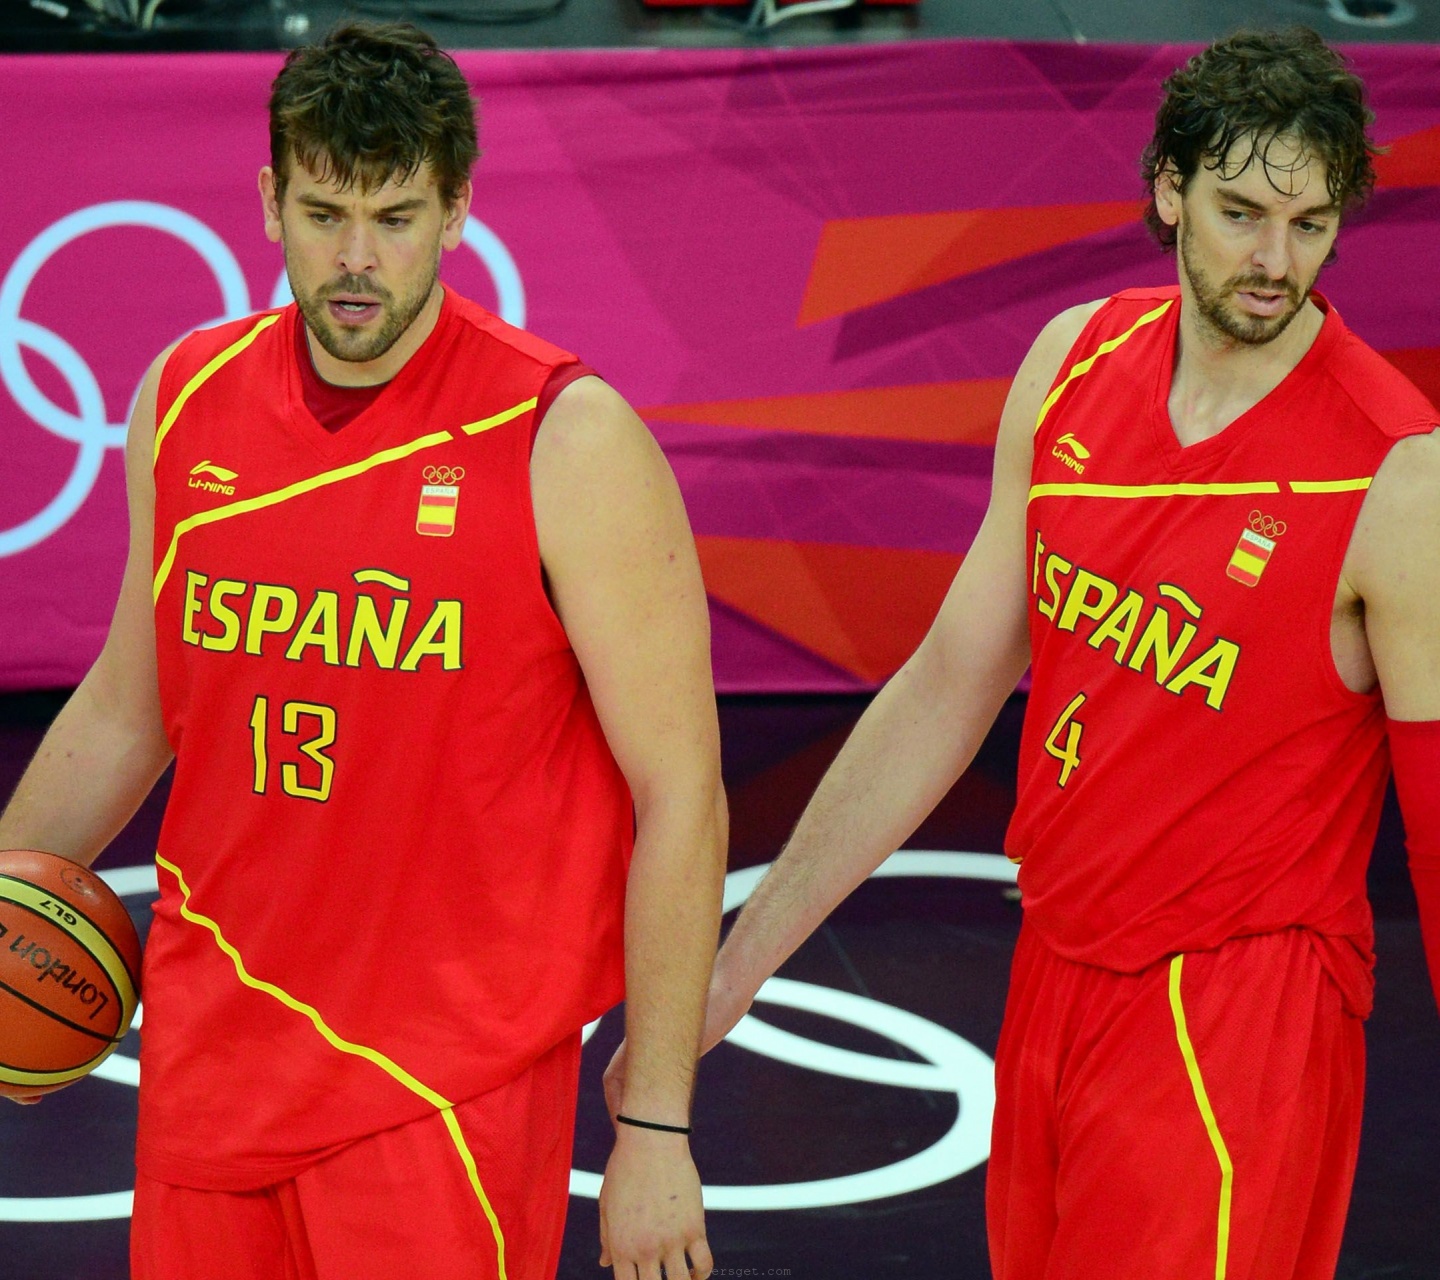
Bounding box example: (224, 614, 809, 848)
(1375, 124, 1440, 188)
(797, 201, 1138, 326)
(697, 536, 962, 684)
(1382, 347, 1440, 407)
(643, 379, 1010, 445)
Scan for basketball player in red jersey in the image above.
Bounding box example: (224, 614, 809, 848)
(663, 28, 1440, 1280)
(0, 21, 722, 1280)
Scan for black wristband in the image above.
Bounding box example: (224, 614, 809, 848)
(616, 1113, 692, 1135)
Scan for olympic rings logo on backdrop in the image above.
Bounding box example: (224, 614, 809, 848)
(0, 851, 1012, 1224)
(0, 201, 525, 560)
(1248, 510, 1287, 538)
(423, 465, 466, 486)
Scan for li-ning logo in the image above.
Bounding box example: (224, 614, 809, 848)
(188, 460, 237, 496)
(417, 465, 464, 537)
(1052, 432, 1090, 475)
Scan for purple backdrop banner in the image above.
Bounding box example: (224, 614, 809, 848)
(3, 43, 1439, 692)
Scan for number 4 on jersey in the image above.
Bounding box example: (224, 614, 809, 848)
(1044, 693, 1087, 788)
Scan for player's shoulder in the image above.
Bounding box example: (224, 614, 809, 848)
(444, 289, 578, 372)
(1031, 286, 1178, 368)
(1321, 313, 1439, 442)
(1082, 285, 1179, 342)
(163, 307, 290, 382)
(1351, 427, 1440, 583)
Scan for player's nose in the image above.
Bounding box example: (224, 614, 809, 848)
(1250, 220, 1291, 280)
(334, 224, 379, 277)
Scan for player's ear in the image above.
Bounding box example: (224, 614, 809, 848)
(1153, 164, 1182, 228)
(441, 180, 471, 251)
(259, 167, 284, 244)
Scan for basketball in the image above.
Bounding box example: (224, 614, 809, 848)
(0, 849, 142, 1099)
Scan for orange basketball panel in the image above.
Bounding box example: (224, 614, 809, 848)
(0, 909, 123, 1070)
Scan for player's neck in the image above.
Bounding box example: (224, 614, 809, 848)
(304, 283, 445, 388)
(1167, 297, 1325, 448)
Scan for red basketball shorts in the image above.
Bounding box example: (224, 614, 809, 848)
(988, 923, 1365, 1280)
(131, 1031, 581, 1280)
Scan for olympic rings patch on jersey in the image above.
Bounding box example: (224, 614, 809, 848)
(1248, 509, 1288, 539)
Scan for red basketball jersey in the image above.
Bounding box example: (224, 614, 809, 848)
(142, 290, 633, 1189)
(1007, 287, 1438, 1011)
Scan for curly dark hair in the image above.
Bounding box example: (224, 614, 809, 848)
(1141, 27, 1379, 250)
(269, 21, 479, 205)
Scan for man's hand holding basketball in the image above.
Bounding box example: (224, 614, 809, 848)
(599, 1126, 711, 1279)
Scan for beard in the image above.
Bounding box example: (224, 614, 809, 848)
(1179, 217, 1317, 348)
(288, 255, 439, 367)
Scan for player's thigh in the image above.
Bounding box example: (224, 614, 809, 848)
(1047, 930, 1363, 1280)
(131, 1171, 317, 1280)
(296, 1032, 582, 1280)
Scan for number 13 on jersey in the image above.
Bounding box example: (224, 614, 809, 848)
(249, 695, 338, 802)
(1044, 692, 1087, 788)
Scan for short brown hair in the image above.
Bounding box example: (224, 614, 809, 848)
(1141, 27, 1379, 250)
(269, 20, 479, 205)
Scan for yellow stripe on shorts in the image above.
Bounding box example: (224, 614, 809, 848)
(1168, 954, 1233, 1280)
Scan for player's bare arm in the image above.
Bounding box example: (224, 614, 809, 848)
(1344, 426, 1440, 1008)
(699, 300, 1104, 1050)
(1346, 429, 1440, 718)
(532, 375, 724, 1280)
(0, 348, 176, 864)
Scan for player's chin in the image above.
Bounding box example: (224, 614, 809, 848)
(1224, 311, 1291, 346)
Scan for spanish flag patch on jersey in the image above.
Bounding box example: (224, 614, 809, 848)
(1226, 528, 1275, 587)
(417, 467, 463, 537)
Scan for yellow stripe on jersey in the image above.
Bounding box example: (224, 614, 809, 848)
(155, 393, 542, 600)
(460, 396, 538, 436)
(154, 852, 510, 1279)
(1029, 481, 1281, 502)
(1288, 478, 1372, 494)
(153, 429, 455, 600)
(154, 316, 281, 462)
(1033, 300, 1174, 435)
(1169, 955, 1234, 1280)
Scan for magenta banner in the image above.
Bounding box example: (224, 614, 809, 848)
(4, 43, 1440, 692)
